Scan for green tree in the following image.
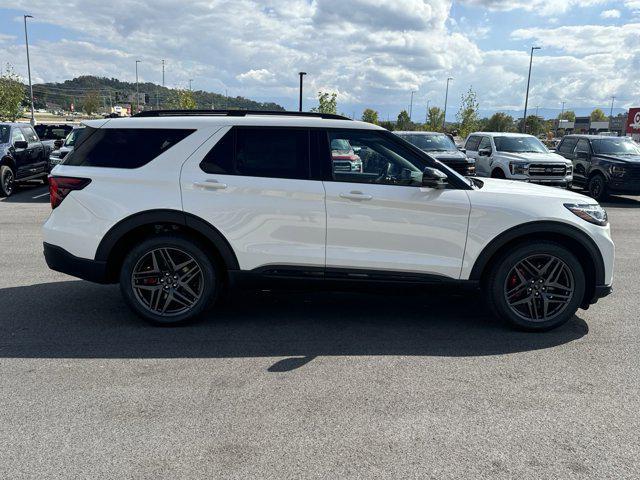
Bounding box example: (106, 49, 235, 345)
(520, 115, 546, 136)
(168, 89, 196, 110)
(425, 107, 444, 132)
(312, 91, 337, 115)
(484, 112, 515, 132)
(396, 110, 412, 130)
(361, 108, 379, 124)
(0, 64, 26, 122)
(590, 108, 607, 122)
(378, 120, 395, 131)
(82, 90, 101, 115)
(456, 87, 479, 138)
(558, 110, 576, 122)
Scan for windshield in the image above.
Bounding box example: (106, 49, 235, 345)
(0, 125, 9, 144)
(494, 136, 548, 153)
(399, 134, 457, 152)
(592, 138, 640, 155)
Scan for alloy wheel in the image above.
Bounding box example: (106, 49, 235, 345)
(503, 254, 575, 322)
(131, 247, 204, 316)
(2, 170, 14, 196)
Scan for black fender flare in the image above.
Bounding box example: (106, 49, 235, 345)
(0, 155, 16, 171)
(95, 209, 240, 271)
(469, 221, 605, 286)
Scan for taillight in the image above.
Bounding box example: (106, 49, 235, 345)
(49, 176, 91, 209)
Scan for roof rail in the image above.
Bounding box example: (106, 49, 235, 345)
(133, 109, 352, 121)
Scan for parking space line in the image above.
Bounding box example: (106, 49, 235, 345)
(33, 192, 50, 199)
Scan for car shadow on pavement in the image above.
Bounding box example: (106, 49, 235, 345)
(0, 281, 589, 370)
(601, 195, 640, 209)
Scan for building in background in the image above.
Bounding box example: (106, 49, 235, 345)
(627, 108, 640, 141)
(610, 113, 628, 136)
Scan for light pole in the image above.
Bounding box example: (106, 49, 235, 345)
(23, 14, 35, 125)
(522, 46, 541, 133)
(425, 99, 430, 124)
(442, 77, 453, 131)
(189, 79, 193, 91)
(135, 60, 141, 114)
(298, 72, 307, 112)
(609, 96, 615, 122)
(161, 59, 165, 87)
(409, 91, 415, 121)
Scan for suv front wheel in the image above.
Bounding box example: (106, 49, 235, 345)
(0, 165, 15, 197)
(484, 241, 585, 331)
(120, 234, 220, 325)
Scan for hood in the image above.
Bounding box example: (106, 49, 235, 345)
(496, 151, 570, 164)
(476, 178, 594, 203)
(596, 154, 640, 164)
(428, 150, 469, 162)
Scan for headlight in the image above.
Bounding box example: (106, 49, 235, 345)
(609, 165, 626, 177)
(564, 203, 608, 226)
(509, 162, 529, 175)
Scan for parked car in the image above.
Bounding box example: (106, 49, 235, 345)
(331, 138, 362, 173)
(556, 134, 640, 200)
(464, 132, 573, 187)
(48, 126, 85, 169)
(33, 124, 74, 150)
(0, 123, 51, 196)
(394, 131, 475, 176)
(43, 110, 613, 331)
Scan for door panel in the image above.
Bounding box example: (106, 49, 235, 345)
(20, 126, 46, 175)
(476, 136, 493, 176)
(10, 128, 29, 178)
(324, 183, 470, 278)
(181, 127, 326, 271)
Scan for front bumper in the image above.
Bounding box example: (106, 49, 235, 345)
(582, 284, 613, 309)
(43, 242, 109, 284)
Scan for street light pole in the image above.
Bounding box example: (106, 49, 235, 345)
(298, 72, 307, 112)
(409, 91, 415, 121)
(135, 60, 141, 114)
(161, 59, 165, 87)
(23, 14, 35, 126)
(189, 79, 193, 91)
(609, 96, 615, 121)
(442, 77, 453, 131)
(425, 99, 430, 124)
(522, 46, 541, 133)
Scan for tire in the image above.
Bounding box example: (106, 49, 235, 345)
(0, 165, 15, 197)
(491, 168, 506, 179)
(119, 234, 220, 326)
(587, 173, 607, 201)
(484, 241, 585, 331)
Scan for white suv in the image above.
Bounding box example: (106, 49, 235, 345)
(465, 132, 573, 187)
(43, 110, 614, 331)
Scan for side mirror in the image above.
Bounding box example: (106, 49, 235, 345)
(13, 140, 28, 150)
(458, 147, 466, 153)
(422, 167, 448, 189)
(478, 148, 492, 157)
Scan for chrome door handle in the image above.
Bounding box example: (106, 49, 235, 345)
(194, 180, 228, 190)
(339, 191, 373, 201)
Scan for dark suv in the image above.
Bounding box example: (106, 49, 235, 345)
(0, 123, 51, 197)
(556, 135, 640, 200)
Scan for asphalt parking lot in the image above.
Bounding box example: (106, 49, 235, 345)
(1, 183, 639, 479)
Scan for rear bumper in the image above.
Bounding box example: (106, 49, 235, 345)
(43, 242, 109, 284)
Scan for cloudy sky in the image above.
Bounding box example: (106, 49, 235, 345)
(0, 0, 639, 119)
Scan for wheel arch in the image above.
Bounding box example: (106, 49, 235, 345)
(0, 155, 16, 170)
(95, 209, 240, 283)
(470, 221, 605, 306)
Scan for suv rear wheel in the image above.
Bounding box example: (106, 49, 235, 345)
(484, 241, 585, 331)
(119, 234, 220, 325)
(0, 165, 15, 197)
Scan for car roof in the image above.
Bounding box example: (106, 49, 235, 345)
(394, 131, 444, 136)
(83, 115, 384, 131)
(468, 132, 535, 137)
(563, 134, 625, 140)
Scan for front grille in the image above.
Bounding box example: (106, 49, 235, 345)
(528, 164, 567, 177)
(443, 161, 474, 176)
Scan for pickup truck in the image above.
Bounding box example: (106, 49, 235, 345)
(0, 123, 51, 197)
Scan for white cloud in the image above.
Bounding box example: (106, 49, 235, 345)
(600, 9, 621, 18)
(459, 0, 609, 16)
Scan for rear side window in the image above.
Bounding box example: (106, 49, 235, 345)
(64, 128, 194, 168)
(465, 135, 481, 151)
(557, 137, 578, 154)
(200, 127, 309, 180)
